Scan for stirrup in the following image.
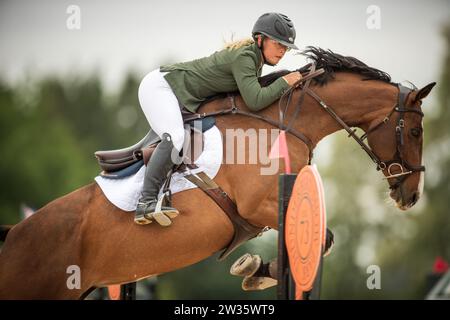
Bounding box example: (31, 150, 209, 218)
(143, 194, 179, 227)
(134, 202, 153, 225)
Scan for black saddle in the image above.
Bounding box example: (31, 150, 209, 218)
(94, 116, 216, 179)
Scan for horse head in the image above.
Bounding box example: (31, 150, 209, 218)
(270, 47, 437, 211)
(364, 82, 435, 210)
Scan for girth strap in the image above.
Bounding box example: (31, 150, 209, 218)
(183, 167, 266, 261)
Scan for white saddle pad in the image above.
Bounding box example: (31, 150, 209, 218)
(94, 126, 223, 212)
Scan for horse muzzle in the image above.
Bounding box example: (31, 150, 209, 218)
(390, 186, 420, 210)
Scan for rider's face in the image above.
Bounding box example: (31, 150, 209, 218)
(257, 35, 290, 65)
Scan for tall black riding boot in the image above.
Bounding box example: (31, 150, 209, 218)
(134, 133, 180, 226)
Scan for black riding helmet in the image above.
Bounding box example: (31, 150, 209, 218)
(252, 12, 299, 50)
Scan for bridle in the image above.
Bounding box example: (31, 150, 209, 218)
(275, 63, 425, 190)
(357, 84, 425, 190)
(287, 71, 425, 191)
(182, 63, 425, 191)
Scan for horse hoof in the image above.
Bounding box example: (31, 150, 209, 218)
(241, 276, 277, 291)
(230, 253, 262, 277)
(150, 212, 172, 227)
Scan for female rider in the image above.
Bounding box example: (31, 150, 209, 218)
(135, 12, 302, 225)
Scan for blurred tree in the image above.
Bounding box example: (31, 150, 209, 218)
(0, 79, 92, 223)
(0, 71, 147, 224)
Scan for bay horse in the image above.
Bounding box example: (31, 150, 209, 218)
(0, 48, 435, 299)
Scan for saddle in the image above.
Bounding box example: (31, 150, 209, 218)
(94, 105, 265, 261)
(95, 116, 216, 178)
(95, 91, 233, 176)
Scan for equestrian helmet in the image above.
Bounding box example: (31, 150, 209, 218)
(252, 12, 298, 50)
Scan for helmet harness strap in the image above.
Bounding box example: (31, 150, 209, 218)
(257, 34, 276, 67)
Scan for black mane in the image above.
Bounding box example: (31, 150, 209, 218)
(259, 46, 392, 87)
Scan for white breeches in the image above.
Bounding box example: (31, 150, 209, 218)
(138, 68, 185, 152)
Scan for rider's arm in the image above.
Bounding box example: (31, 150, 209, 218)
(231, 54, 290, 112)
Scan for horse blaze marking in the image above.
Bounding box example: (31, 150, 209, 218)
(277, 165, 326, 300)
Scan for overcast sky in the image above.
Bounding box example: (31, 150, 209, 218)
(1, 0, 448, 96)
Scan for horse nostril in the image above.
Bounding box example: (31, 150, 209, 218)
(411, 192, 419, 205)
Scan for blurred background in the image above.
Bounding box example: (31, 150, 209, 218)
(0, 0, 449, 299)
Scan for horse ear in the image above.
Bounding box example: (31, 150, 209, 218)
(413, 82, 436, 103)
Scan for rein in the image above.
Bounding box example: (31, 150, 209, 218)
(183, 64, 424, 189)
(183, 101, 314, 158)
(304, 82, 425, 190)
(182, 66, 325, 162)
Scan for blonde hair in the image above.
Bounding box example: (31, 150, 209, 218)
(222, 36, 255, 50)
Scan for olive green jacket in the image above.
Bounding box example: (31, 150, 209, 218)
(159, 42, 290, 113)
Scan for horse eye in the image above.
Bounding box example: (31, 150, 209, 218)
(410, 128, 422, 137)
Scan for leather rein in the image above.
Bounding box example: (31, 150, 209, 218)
(182, 65, 324, 161)
(183, 63, 425, 189)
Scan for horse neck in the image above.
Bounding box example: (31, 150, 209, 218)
(267, 75, 399, 149)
